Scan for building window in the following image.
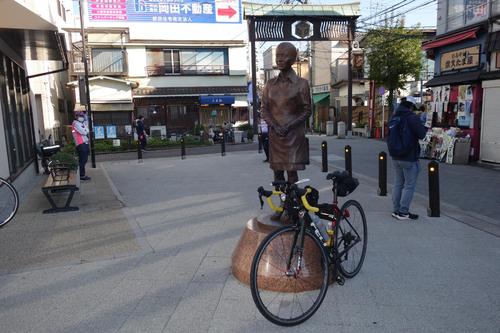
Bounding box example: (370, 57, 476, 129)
(91, 48, 124, 73)
(0, 52, 34, 177)
(146, 48, 228, 76)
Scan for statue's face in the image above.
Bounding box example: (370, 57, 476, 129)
(275, 45, 296, 71)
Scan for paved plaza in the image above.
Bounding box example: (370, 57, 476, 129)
(0, 141, 499, 332)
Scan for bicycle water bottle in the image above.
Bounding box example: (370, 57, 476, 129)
(310, 214, 330, 244)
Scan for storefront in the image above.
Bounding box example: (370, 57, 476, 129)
(423, 26, 487, 162)
(312, 84, 330, 132)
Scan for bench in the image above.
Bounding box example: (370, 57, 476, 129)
(41, 168, 79, 214)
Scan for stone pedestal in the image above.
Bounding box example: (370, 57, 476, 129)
(231, 214, 328, 292)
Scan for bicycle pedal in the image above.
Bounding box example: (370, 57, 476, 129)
(336, 275, 345, 286)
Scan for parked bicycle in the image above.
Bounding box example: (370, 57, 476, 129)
(250, 171, 367, 326)
(0, 177, 19, 228)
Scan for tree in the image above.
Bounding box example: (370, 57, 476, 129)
(364, 21, 423, 112)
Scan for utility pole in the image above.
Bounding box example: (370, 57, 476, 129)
(79, 0, 96, 168)
(347, 18, 354, 136)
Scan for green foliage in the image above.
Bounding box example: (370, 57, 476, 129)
(193, 124, 206, 136)
(50, 151, 78, 170)
(365, 21, 423, 111)
(237, 123, 252, 131)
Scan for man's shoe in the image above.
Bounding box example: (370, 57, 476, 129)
(80, 176, 91, 181)
(391, 212, 399, 219)
(263, 159, 269, 163)
(141, 149, 147, 152)
(393, 212, 419, 220)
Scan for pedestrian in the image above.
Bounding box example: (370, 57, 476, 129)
(387, 99, 427, 220)
(136, 115, 147, 152)
(71, 112, 91, 181)
(258, 115, 269, 162)
(261, 42, 311, 221)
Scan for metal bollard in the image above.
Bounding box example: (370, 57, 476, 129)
(378, 152, 387, 196)
(137, 139, 143, 162)
(321, 141, 328, 172)
(258, 133, 262, 153)
(181, 135, 186, 160)
(345, 145, 352, 176)
(221, 130, 226, 156)
(427, 161, 440, 217)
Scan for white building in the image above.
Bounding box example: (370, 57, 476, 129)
(0, 0, 71, 183)
(67, 0, 248, 139)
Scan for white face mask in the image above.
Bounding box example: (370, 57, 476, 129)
(78, 117, 84, 122)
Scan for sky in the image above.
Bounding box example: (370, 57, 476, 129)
(251, 0, 438, 29)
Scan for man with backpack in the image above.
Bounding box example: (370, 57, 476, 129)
(387, 99, 427, 220)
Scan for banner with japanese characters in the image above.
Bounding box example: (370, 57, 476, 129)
(88, 0, 242, 24)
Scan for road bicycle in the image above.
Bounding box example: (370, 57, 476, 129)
(250, 171, 367, 326)
(0, 177, 19, 228)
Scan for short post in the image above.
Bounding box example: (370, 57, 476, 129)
(428, 161, 440, 217)
(181, 135, 186, 160)
(378, 152, 387, 196)
(345, 145, 352, 176)
(137, 139, 143, 162)
(258, 133, 262, 153)
(321, 141, 328, 172)
(221, 130, 226, 156)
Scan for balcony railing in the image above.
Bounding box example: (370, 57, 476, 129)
(69, 50, 128, 76)
(146, 64, 229, 76)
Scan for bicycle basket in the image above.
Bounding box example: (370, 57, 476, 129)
(304, 185, 319, 206)
(337, 176, 359, 197)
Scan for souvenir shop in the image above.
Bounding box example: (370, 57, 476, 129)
(422, 27, 487, 164)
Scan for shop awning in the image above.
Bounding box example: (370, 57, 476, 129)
(313, 92, 330, 104)
(422, 27, 480, 50)
(232, 100, 248, 107)
(74, 103, 134, 112)
(424, 71, 482, 87)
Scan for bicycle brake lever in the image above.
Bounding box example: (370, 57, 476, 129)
(257, 187, 264, 209)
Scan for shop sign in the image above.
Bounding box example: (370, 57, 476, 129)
(88, 0, 242, 24)
(440, 45, 480, 72)
(465, 0, 489, 25)
(200, 95, 235, 105)
(312, 84, 329, 94)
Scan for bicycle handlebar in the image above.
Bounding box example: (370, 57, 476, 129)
(257, 186, 319, 213)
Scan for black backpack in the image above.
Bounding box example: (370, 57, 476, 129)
(387, 114, 413, 157)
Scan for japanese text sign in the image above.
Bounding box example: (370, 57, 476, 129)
(440, 45, 480, 72)
(88, 0, 242, 24)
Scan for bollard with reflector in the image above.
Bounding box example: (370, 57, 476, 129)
(428, 160, 440, 217)
(378, 152, 387, 196)
(258, 133, 262, 153)
(181, 135, 186, 159)
(221, 130, 226, 156)
(137, 139, 143, 162)
(345, 145, 352, 176)
(321, 141, 328, 172)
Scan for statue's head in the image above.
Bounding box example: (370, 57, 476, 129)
(275, 42, 297, 71)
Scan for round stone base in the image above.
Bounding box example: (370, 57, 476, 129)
(231, 214, 328, 292)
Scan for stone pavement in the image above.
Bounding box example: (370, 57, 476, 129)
(308, 135, 500, 235)
(0, 149, 499, 332)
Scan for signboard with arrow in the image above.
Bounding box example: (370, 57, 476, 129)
(88, 0, 241, 24)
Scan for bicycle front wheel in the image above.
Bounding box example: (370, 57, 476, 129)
(335, 200, 367, 278)
(250, 226, 329, 326)
(0, 178, 19, 228)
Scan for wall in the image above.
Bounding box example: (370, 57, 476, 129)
(311, 41, 330, 86)
(136, 75, 246, 89)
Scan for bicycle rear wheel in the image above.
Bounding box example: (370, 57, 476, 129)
(250, 226, 329, 326)
(335, 200, 367, 278)
(0, 178, 19, 228)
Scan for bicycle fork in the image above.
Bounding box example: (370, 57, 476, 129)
(285, 220, 306, 278)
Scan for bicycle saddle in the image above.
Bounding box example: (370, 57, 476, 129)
(326, 170, 350, 182)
